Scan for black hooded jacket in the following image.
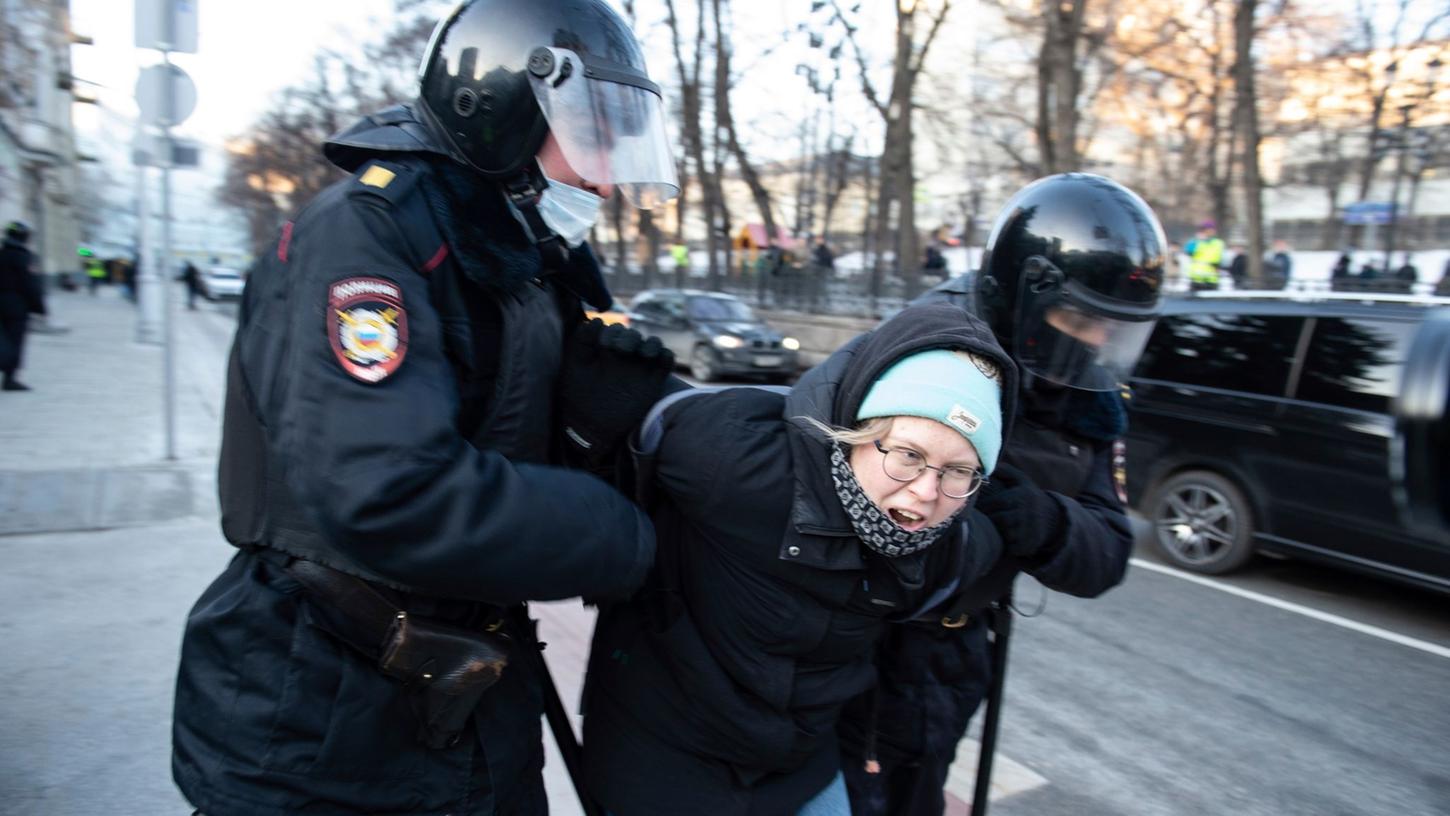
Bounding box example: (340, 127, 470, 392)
(582, 303, 1014, 816)
(836, 272, 1134, 803)
(173, 105, 653, 816)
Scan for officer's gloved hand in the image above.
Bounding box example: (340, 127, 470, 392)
(974, 463, 1065, 563)
(557, 318, 674, 475)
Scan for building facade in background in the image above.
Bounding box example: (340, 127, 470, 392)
(1, 0, 87, 282)
(1267, 41, 1450, 254)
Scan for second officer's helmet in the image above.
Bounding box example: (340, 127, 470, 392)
(417, 0, 678, 208)
(4, 221, 30, 245)
(976, 173, 1166, 392)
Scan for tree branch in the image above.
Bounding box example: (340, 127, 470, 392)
(908, 0, 953, 76)
(829, 0, 887, 118)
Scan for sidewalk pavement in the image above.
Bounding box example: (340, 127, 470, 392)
(0, 286, 588, 815)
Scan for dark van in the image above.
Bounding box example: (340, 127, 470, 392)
(1124, 292, 1450, 593)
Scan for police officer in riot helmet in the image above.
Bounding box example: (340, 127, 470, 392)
(841, 173, 1166, 816)
(171, 2, 678, 814)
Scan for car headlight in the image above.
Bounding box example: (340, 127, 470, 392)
(713, 335, 743, 349)
(781, 337, 801, 351)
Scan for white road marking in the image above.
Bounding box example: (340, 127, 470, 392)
(1130, 557, 1450, 660)
(944, 737, 1050, 804)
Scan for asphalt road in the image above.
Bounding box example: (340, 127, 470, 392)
(181, 297, 1450, 814)
(956, 518, 1450, 816)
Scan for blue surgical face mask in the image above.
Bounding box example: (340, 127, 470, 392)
(536, 167, 604, 247)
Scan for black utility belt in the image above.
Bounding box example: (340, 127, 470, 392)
(281, 556, 512, 750)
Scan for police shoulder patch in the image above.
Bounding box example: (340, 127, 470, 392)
(328, 276, 408, 384)
(348, 160, 419, 210)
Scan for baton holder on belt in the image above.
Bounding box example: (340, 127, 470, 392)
(284, 558, 511, 749)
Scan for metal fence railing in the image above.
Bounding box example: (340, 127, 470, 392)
(600, 264, 957, 319)
(602, 265, 1450, 317)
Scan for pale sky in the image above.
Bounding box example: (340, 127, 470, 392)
(69, 0, 400, 145)
(67, 0, 866, 156)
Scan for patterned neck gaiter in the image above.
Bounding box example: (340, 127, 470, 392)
(829, 443, 956, 558)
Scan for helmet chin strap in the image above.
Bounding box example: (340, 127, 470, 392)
(504, 161, 570, 268)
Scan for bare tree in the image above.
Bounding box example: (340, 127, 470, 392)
(1234, 0, 1265, 282)
(664, 0, 719, 285)
(833, 0, 951, 303)
(1034, 0, 1091, 172)
(714, 0, 781, 270)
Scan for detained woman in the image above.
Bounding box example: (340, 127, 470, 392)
(581, 302, 1017, 815)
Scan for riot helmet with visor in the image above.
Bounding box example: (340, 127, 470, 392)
(416, 0, 678, 208)
(976, 174, 1166, 391)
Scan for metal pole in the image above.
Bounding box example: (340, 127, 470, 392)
(135, 159, 161, 343)
(160, 48, 177, 461)
(971, 592, 1015, 816)
(510, 608, 601, 816)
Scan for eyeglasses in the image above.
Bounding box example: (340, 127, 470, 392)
(872, 441, 986, 500)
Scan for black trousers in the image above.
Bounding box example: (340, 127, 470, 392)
(0, 315, 25, 377)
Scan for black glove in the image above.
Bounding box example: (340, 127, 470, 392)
(975, 463, 1065, 563)
(557, 318, 675, 473)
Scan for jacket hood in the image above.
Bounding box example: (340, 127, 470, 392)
(829, 301, 1017, 431)
(323, 103, 459, 173)
(783, 302, 1017, 542)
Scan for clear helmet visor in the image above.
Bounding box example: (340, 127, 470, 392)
(1016, 301, 1157, 391)
(528, 47, 680, 209)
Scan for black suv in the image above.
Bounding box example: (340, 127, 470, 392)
(1124, 293, 1450, 593)
(627, 289, 800, 382)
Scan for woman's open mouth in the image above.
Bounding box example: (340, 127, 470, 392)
(888, 507, 927, 530)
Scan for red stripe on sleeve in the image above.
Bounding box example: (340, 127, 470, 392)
(277, 221, 294, 262)
(421, 243, 449, 275)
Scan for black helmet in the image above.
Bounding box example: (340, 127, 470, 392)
(4, 221, 30, 244)
(417, 0, 678, 208)
(976, 174, 1166, 391)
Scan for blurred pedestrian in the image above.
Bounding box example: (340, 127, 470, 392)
(1185, 220, 1223, 291)
(1331, 251, 1353, 292)
(1437, 257, 1450, 297)
(844, 174, 1164, 816)
(1227, 244, 1248, 289)
(120, 258, 137, 303)
(85, 254, 106, 295)
(169, 2, 680, 815)
(812, 238, 836, 273)
(1267, 239, 1292, 289)
(181, 261, 201, 310)
(0, 221, 47, 391)
(671, 241, 689, 276)
(1394, 254, 1418, 295)
(923, 242, 947, 279)
(582, 302, 1013, 816)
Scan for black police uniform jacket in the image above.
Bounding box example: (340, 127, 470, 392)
(838, 272, 1134, 814)
(582, 302, 1014, 816)
(171, 105, 655, 816)
(0, 238, 45, 372)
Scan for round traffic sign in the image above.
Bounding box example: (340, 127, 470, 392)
(136, 64, 197, 128)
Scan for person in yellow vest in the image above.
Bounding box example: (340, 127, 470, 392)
(84, 254, 107, 295)
(1185, 220, 1224, 291)
(671, 242, 689, 278)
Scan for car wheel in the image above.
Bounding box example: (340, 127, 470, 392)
(690, 345, 719, 382)
(1146, 469, 1255, 574)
